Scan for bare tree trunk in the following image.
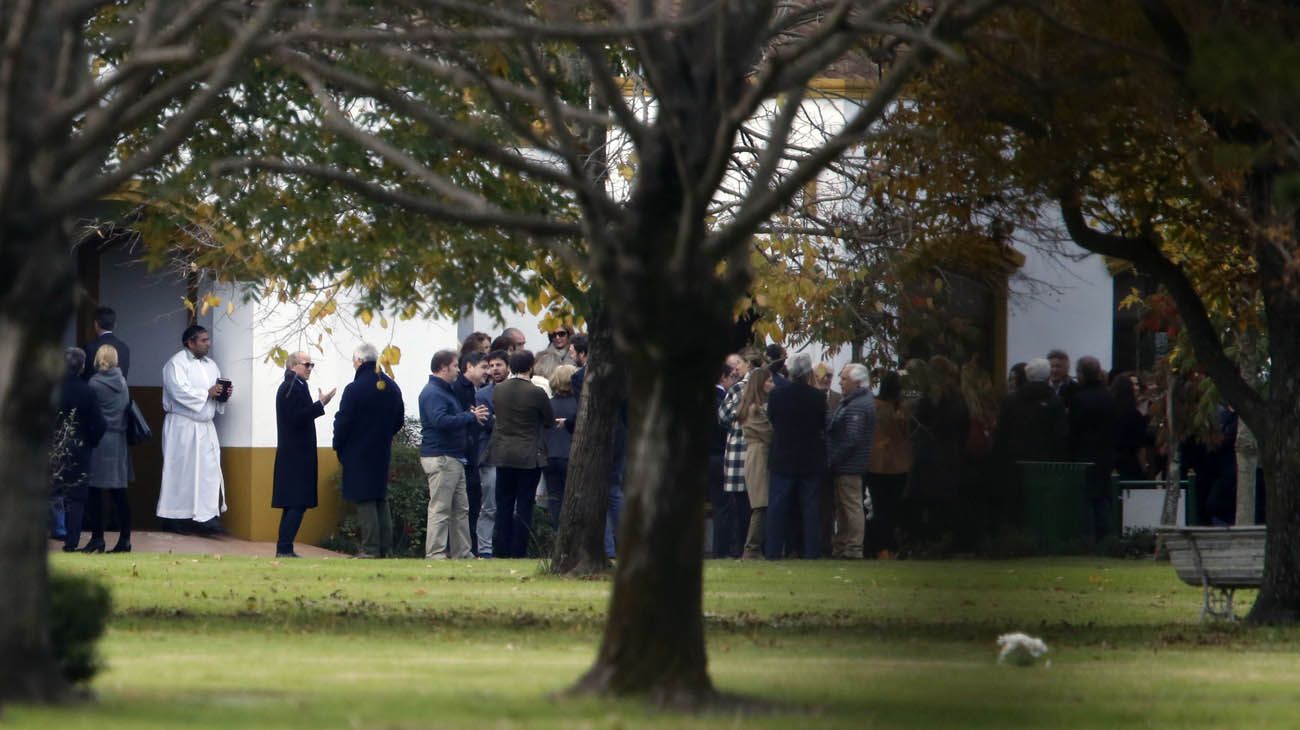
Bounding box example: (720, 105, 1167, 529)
(1159, 376, 1181, 527)
(551, 309, 622, 575)
(1235, 421, 1258, 525)
(0, 225, 77, 703)
(571, 340, 716, 706)
(1248, 415, 1300, 623)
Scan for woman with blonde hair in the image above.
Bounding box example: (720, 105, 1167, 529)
(738, 366, 774, 559)
(542, 364, 579, 526)
(83, 344, 132, 552)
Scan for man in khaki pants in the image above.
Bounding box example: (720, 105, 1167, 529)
(418, 350, 488, 559)
(826, 363, 877, 559)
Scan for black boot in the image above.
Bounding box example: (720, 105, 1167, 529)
(108, 540, 131, 553)
(79, 538, 106, 553)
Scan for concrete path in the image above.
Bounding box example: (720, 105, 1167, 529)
(49, 531, 344, 558)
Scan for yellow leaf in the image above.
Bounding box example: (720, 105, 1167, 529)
(617, 164, 634, 181)
(381, 344, 402, 366)
(359, 309, 374, 326)
(225, 301, 235, 316)
(182, 297, 195, 315)
(379, 315, 389, 329)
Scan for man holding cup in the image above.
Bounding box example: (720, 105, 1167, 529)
(157, 324, 230, 535)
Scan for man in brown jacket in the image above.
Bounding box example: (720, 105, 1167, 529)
(485, 350, 555, 558)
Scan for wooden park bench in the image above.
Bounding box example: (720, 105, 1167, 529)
(1158, 526, 1266, 621)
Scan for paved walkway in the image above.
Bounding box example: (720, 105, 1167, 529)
(49, 531, 344, 558)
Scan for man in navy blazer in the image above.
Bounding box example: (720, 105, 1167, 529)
(272, 351, 335, 557)
(333, 343, 404, 558)
(83, 306, 130, 379)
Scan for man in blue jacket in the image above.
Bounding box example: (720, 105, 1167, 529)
(333, 343, 404, 558)
(420, 350, 488, 559)
(826, 363, 876, 559)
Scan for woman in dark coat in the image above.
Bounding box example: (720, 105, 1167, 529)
(273, 352, 335, 557)
(84, 345, 131, 553)
(543, 364, 579, 527)
(54, 349, 106, 553)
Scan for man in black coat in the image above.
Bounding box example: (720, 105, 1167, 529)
(1068, 356, 1117, 540)
(333, 344, 404, 558)
(765, 353, 828, 560)
(826, 363, 876, 559)
(273, 351, 336, 558)
(83, 306, 130, 379)
(56, 349, 106, 552)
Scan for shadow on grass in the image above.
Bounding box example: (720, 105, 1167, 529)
(114, 601, 1300, 651)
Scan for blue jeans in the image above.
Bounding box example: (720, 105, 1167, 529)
(477, 465, 496, 556)
(714, 491, 750, 559)
(766, 473, 822, 559)
(605, 482, 623, 559)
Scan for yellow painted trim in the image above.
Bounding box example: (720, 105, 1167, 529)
(219, 447, 345, 545)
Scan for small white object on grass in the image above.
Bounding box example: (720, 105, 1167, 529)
(996, 632, 1049, 667)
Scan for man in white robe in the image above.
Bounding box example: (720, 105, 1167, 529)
(157, 325, 229, 533)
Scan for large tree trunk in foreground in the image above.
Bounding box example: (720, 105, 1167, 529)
(0, 223, 77, 703)
(571, 311, 722, 706)
(552, 309, 623, 575)
(1247, 413, 1300, 622)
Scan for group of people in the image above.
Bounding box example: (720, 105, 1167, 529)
(286, 326, 594, 560)
(52, 307, 133, 553)
(711, 346, 878, 561)
(52, 307, 1172, 561)
(706, 346, 1171, 559)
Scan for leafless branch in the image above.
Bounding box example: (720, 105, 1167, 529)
(37, 0, 285, 219)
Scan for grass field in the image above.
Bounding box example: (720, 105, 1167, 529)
(9, 553, 1300, 728)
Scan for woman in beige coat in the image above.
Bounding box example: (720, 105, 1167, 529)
(738, 367, 775, 559)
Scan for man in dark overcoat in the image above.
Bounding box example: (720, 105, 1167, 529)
(1068, 356, 1117, 541)
(272, 351, 336, 557)
(83, 306, 131, 379)
(332, 344, 404, 558)
(56, 348, 106, 552)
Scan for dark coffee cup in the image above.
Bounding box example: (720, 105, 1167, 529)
(216, 378, 232, 402)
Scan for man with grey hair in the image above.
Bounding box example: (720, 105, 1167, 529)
(992, 355, 1068, 540)
(333, 343, 404, 557)
(826, 363, 876, 559)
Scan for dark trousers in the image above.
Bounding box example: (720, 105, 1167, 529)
(277, 507, 307, 554)
(865, 472, 906, 555)
(493, 467, 541, 558)
(714, 491, 750, 559)
(706, 454, 727, 557)
(85, 487, 132, 544)
(766, 473, 821, 560)
(354, 498, 392, 557)
(62, 484, 88, 551)
(543, 457, 568, 527)
(466, 466, 482, 556)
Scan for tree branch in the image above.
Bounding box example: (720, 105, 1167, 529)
(38, 0, 285, 219)
(1056, 191, 1266, 426)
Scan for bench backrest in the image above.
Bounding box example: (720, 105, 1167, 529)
(1159, 527, 1266, 589)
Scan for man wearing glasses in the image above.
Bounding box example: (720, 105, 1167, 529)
(533, 326, 575, 378)
(272, 351, 336, 557)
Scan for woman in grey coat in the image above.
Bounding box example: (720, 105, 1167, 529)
(83, 345, 132, 553)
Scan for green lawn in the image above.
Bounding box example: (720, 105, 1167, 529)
(10, 554, 1300, 728)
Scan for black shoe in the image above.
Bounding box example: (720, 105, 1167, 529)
(275, 551, 301, 558)
(195, 518, 227, 536)
(160, 518, 192, 534)
(79, 538, 106, 554)
(109, 541, 131, 553)
(61, 546, 78, 553)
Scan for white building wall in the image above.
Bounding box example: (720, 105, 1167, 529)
(1006, 236, 1114, 373)
(96, 247, 192, 387)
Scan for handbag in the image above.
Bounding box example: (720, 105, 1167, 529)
(125, 400, 152, 445)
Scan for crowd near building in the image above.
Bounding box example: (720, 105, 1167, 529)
(52, 301, 1254, 559)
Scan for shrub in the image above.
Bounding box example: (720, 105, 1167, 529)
(48, 571, 112, 684)
(324, 419, 429, 557)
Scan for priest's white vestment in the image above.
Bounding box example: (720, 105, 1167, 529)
(156, 349, 226, 521)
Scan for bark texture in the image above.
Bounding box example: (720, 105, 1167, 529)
(0, 229, 77, 704)
(551, 311, 622, 575)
